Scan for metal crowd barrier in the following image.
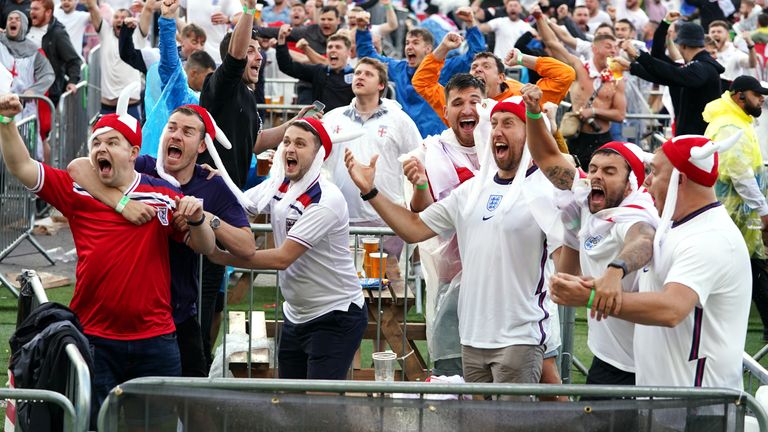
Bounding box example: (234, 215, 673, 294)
(98, 377, 768, 431)
(215, 224, 424, 381)
(1, 388, 77, 432)
(8, 269, 91, 432)
(0, 116, 54, 295)
(86, 45, 101, 125)
(55, 81, 90, 169)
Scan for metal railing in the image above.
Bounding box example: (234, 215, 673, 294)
(9, 269, 91, 432)
(215, 224, 425, 381)
(55, 81, 91, 169)
(86, 45, 101, 125)
(1, 388, 77, 432)
(0, 116, 55, 295)
(97, 377, 768, 431)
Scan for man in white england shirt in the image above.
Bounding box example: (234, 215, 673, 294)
(550, 132, 751, 391)
(523, 83, 658, 388)
(477, 0, 534, 59)
(345, 97, 563, 389)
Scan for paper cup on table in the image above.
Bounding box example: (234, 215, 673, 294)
(372, 351, 397, 382)
(369, 252, 388, 279)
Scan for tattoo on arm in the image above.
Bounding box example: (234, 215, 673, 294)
(617, 222, 655, 273)
(543, 165, 576, 190)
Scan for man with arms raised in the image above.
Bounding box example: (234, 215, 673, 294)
(346, 97, 563, 388)
(537, 9, 627, 168)
(355, 7, 486, 137)
(0, 93, 216, 423)
(523, 83, 658, 388)
(550, 131, 750, 393)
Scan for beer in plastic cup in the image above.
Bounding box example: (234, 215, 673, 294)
(369, 252, 388, 279)
(361, 238, 379, 276)
(254, 4, 264, 20)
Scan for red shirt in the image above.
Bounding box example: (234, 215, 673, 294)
(32, 163, 184, 340)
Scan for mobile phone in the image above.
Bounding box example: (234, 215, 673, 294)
(305, 100, 325, 116)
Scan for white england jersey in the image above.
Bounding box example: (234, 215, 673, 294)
(635, 203, 750, 388)
(420, 168, 563, 349)
(324, 99, 421, 223)
(246, 177, 364, 324)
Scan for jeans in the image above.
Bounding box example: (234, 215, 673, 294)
(88, 332, 181, 427)
(278, 302, 367, 380)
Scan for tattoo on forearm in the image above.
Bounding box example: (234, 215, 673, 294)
(617, 222, 655, 273)
(543, 165, 575, 190)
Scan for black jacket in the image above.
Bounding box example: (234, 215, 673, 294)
(199, 54, 262, 189)
(9, 302, 93, 432)
(41, 17, 82, 106)
(630, 47, 724, 136)
(275, 43, 354, 112)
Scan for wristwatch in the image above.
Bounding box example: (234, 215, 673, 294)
(210, 215, 221, 230)
(607, 259, 629, 278)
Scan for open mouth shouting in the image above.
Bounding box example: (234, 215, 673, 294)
(589, 183, 606, 207)
(167, 143, 183, 161)
(494, 139, 509, 159)
(458, 117, 477, 134)
(285, 154, 298, 172)
(97, 157, 113, 177)
(405, 51, 417, 65)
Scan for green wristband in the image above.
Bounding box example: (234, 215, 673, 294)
(0, 114, 13, 124)
(526, 110, 543, 120)
(115, 195, 130, 214)
(662, 19, 671, 25)
(243, 5, 257, 15)
(587, 288, 596, 309)
(416, 181, 429, 190)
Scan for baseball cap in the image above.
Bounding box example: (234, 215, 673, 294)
(730, 75, 768, 95)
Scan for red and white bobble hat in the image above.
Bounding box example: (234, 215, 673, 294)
(597, 141, 652, 190)
(90, 83, 142, 150)
(653, 132, 743, 269)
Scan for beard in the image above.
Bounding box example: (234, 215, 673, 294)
(746, 103, 763, 118)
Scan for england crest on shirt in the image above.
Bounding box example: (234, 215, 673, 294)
(344, 73, 354, 84)
(486, 195, 502, 211)
(157, 207, 169, 226)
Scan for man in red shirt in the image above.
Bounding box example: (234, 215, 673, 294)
(0, 93, 216, 425)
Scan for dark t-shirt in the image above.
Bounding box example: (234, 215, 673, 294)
(136, 155, 250, 322)
(198, 54, 262, 189)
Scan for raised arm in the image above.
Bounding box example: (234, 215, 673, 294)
(520, 84, 576, 190)
(507, 50, 576, 106)
(345, 149, 436, 243)
(276, 30, 318, 82)
(0, 95, 38, 188)
(118, 21, 147, 74)
(85, 0, 103, 32)
(230, 0, 257, 59)
(378, 0, 398, 35)
(535, 10, 580, 69)
(412, 33, 464, 126)
(296, 38, 328, 65)
(138, 0, 159, 37)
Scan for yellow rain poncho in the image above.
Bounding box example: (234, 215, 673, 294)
(704, 91, 768, 258)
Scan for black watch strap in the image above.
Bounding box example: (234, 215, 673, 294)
(187, 215, 206, 227)
(607, 259, 628, 278)
(360, 187, 379, 201)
